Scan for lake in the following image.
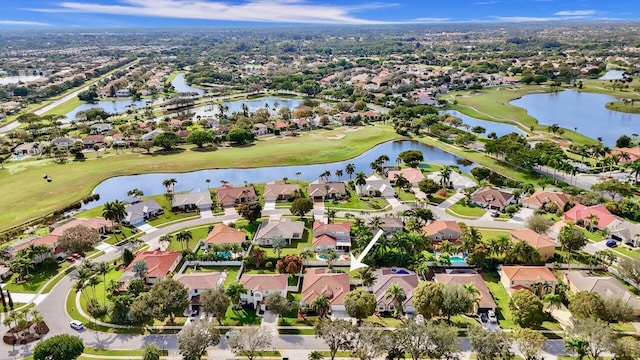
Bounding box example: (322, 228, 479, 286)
(511, 90, 640, 145)
(440, 110, 523, 137)
(599, 70, 626, 80)
(190, 97, 304, 119)
(87, 140, 475, 207)
(171, 73, 205, 96)
(64, 99, 150, 121)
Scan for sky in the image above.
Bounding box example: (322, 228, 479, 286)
(0, 0, 638, 28)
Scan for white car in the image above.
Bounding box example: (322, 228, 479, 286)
(487, 310, 497, 324)
(70, 320, 84, 330)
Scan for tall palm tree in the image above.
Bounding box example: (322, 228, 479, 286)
(345, 163, 356, 179)
(205, 179, 211, 189)
(385, 283, 407, 318)
(334, 169, 343, 181)
(103, 200, 126, 235)
(439, 166, 453, 190)
(321, 248, 339, 269)
(96, 262, 110, 304)
(463, 283, 481, 311)
(357, 268, 377, 288)
(162, 178, 176, 192)
(542, 293, 562, 313)
(175, 230, 193, 251)
(310, 296, 330, 318)
(565, 337, 588, 360)
(354, 171, 367, 194)
(325, 208, 337, 223)
(394, 173, 410, 190)
(225, 282, 247, 310)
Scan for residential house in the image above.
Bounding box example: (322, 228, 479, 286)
(500, 266, 557, 297)
(372, 268, 419, 315)
(308, 180, 347, 201)
(90, 123, 113, 135)
(216, 184, 257, 207)
(82, 134, 105, 149)
(564, 203, 618, 230)
(171, 191, 213, 212)
(254, 218, 305, 246)
(140, 129, 162, 142)
(8, 234, 63, 261)
(262, 181, 300, 202)
(370, 216, 404, 236)
(356, 174, 395, 197)
(50, 217, 114, 236)
(312, 221, 351, 251)
(13, 142, 47, 156)
(302, 268, 350, 314)
(239, 274, 288, 310)
(386, 168, 424, 186)
(509, 229, 556, 260)
(471, 187, 516, 210)
(422, 220, 463, 244)
(522, 191, 571, 210)
(427, 171, 477, 191)
(173, 272, 223, 312)
(252, 123, 269, 136)
(116, 89, 131, 97)
(610, 147, 640, 163)
(51, 137, 77, 150)
(123, 199, 163, 226)
(563, 271, 640, 316)
(121, 251, 182, 285)
(204, 223, 246, 248)
(609, 221, 640, 247)
(434, 270, 497, 314)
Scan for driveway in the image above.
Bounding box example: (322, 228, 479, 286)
(437, 192, 464, 209)
(509, 207, 534, 224)
(136, 223, 158, 233)
(264, 200, 276, 211)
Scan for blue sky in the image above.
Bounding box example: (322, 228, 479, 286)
(0, 0, 638, 27)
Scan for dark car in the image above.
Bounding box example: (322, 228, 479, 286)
(605, 239, 617, 248)
(480, 312, 488, 323)
(491, 211, 500, 218)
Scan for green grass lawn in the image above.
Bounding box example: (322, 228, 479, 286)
(223, 307, 261, 326)
(4, 260, 70, 294)
(611, 247, 640, 258)
(394, 186, 416, 202)
(183, 266, 240, 286)
(448, 200, 486, 218)
(478, 228, 510, 241)
(0, 125, 401, 232)
(327, 196, 389, 210)
(364, 315, 403, 327)
(258, 227, 314, 257)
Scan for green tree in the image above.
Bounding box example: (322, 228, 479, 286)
(178, 320, 220, 360)
(344, 288, 376, 323)
(385, 283, 406, 318)
(612, 336, 640, 360)
(418, 178, 440, 197)
(412, 281, 444, 319)
(569, 291, 605, 320)
(470, 167, 491, 181)
(394, 320, 460, 360)
(468, 326, 512, 360)
(526, 214, 553, 233)
(152, 131, 181, 150)
(186, 129, 214, 148)
(264, 292, 291, 317)
(228, 327, 272, 360)
(225, 282, 247, 308)
(315, 318, 354, 360)
(227, 127, 253, 145)
(398, 150, 423, 167)
(58, 225, 101, 255)
(175, 230, 193, 251)
(148, 278, 190, 322)
(441, 284, 474, 321)
(616, 134, 632, 148)
(200, 288, 230, 325)
(558, 225, 588, 253)
(143, 344, 163, 360)
(290, 198, 313, 218)
(509, 289, 545, 328)
(237, 201, 262, 223)
(33, 334, 84, 360)
(570, 318, 615, 360)
(311, 296, 331, 318)
(513, 326, 546, 360)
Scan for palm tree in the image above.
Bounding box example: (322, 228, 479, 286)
(159, 234, 172, 250)
(87, 276, 102, 301)
(385, 283, 407, 318)
(205, 178, 211, 189)
(394, 173, 410, 190)
(325, 208, 337, 223)
(439, 165, 453, 190)
(463, 283, 481, 311)
(308, 351, 324, 360)
(127, 188, 144, 198)
(334, 169, 343, 181)
(271, 235, 286, 258)
(162, 178, 177, 192)
(542, 293, 562, 314)
(565, 337, 588, 360)
(175, 230, 193, 251)
(439, 240, 456, 256)
(354, 171, 367, 194)
(310, 296, 330, 318)
(96, 262, 110, 304)
(345, 163, 356, 179)
(586, 213, 599, 232)
(321, 248, 339, 269)
(225, 282, 247, 310)
(102, 200, 126, 236)
(357, 268, 377, 288)
(628, 159, 640, 184)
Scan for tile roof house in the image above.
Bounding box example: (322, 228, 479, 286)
(308, 180, 347, 200)
(356, 174, 395, 197)
(262, 181, 301, 202)
(312, 221, 351, 251)
(173, 272, 223, 311)
(171, 191, 213, 212)
(522, 191, 571, 210)
(564, 203, 617, 229)
(240, 274, 288, 309)
(123, 199, 163, 226)
(50, 217, 114, 236)
(372, 268, 419, 314)
(122, 251, 182, 284)
(252, 123, 269, 136)
(609, 221, 640, 247)
(302, 268, 350, 313)
(254, 218, 305, 246)
(204, 223, 246, 247)
(82, 134, 105, 148)
(434, 271, 497, 313)
(216, 184, 257, 207)
(422, 220, 463, 244)
(387, 168, 424, 186)
(563, 271, 640, 316)
(471, 187, 515, 210)
(370, 216, 404, 236)
(427, 171, 477, 190)
(500, 266, 557, 297)
(8, 234, 63, 260)
(509, 229, 556, 260)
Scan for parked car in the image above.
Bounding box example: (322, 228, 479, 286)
(190, 309, 199, 317)
(488, 310, 497, 324)
(605, 239, 617, 248)
(70, 320, 84, 330)
(490, 211, 500, 218)
(480, 312, 488, 323)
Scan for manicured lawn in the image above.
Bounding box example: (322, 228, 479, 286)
(364, 315, 403, 327)
(223, 307, 261, 326)
(83, 348, 146, 356)
(4, 260, 71, 294)
(146, 195, 200, 227)
(42, 97, 82, 117)
(0, 124, 401, 232)
(612, 247, 640, 258)
(258, 227, 314, 257)
(448, 200, 486, 218)
(394, 187, 416, 202)
(183, 266, 240, 286)
(482, 271, 513, 329)
(103, 227, 137, 245)
(327, 196, 389, 211)
(478, 228, 510, 241)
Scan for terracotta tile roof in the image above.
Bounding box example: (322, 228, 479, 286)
(312, 221, 351, 233)
(522, 191, 571, 209)
(471, 187, 514, 209)
(126, 251, 181, 278)
(240, 274, 288, 292)
(564, 203, 616, 228)
(216, 185, 256, 204)
(422, 220, 462, 237)
(387, 168, 424, 184)
(509, 229, 556, 249)
(313, 234, 337, 247)
(173, 272, 222, 291)
(205, 224, 246, 245)
(435, 273, 497, 310)
(302, 268, 350, 306)
(372, 268, 419, 308)
(51, 217, 113, 236)
(502, 266, 556, 283)
(13, 234, 61, 253)
(263, 182, 300, 201)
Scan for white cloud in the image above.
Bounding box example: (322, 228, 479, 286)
(26, 0, 388, 24)
(554, 10, 596, 16)
(0, 20, 50, 26)
(410, 17, 451, 23)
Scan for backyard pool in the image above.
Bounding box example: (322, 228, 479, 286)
(391, 268, 410, 274)
(449, 256, 467, 263)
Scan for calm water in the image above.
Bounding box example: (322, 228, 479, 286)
(65, 100, 149, 121)
(191, 97, 304, 119)
(87, 140, 475, 207)
(171, 73, 205, 96)
(511, 90, 640, 145)
(440, 110, 523, 137)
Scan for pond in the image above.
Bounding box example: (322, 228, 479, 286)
(87, 140, 476, 207)
(440, 110, 523, 137)
(171, 72, 205, 96)
(599, 70, 626, 80)
(510, 90, 640, 145)
(64, 99, 150, 121)
(190, 96, 304, 119)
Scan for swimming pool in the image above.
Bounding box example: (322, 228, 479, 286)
(450, 256, 466, 263)
(391, 268, 410, 274)
(217, 251, 232, 259)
